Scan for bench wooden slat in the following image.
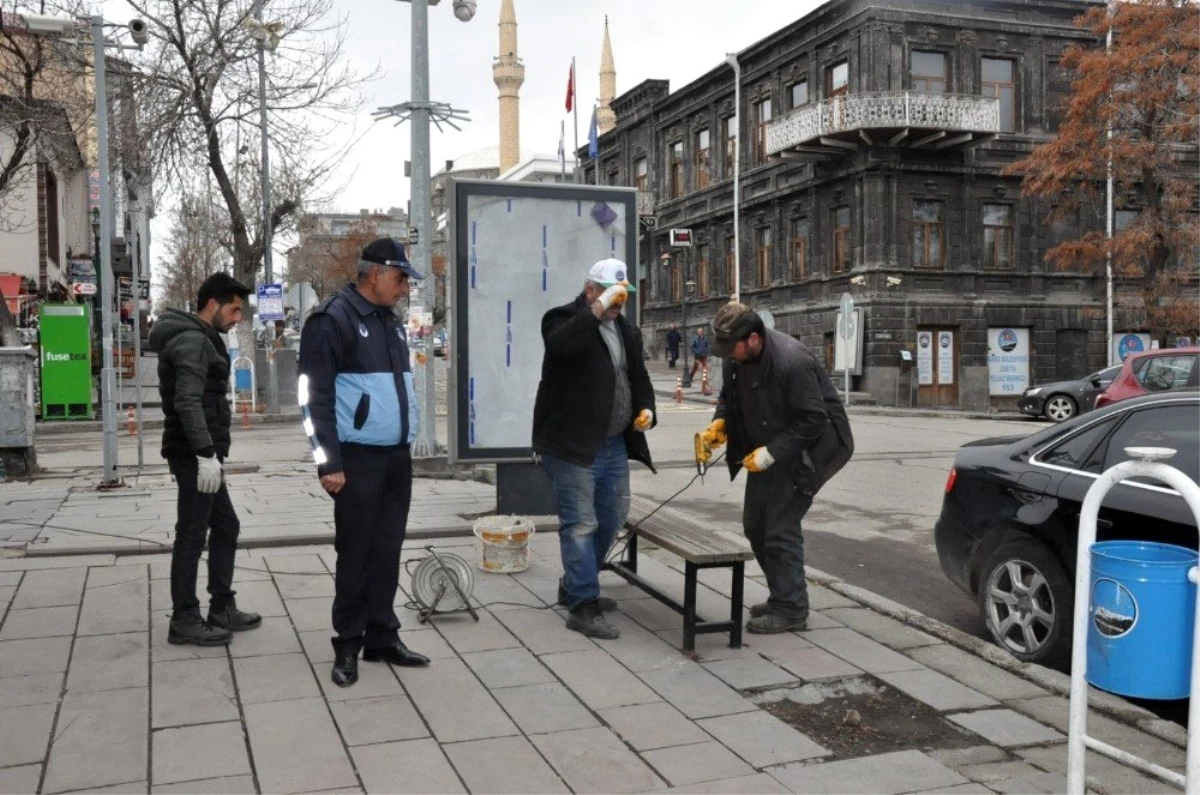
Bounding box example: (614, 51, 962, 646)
(626, 496, 754, 564)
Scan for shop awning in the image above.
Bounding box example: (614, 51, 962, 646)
(0, 274, 23, 316)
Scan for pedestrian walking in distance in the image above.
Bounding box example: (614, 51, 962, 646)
(150, 272, 262, 647)
(299, 237, 431, 688)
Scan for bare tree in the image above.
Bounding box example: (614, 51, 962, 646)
(157, 180, 231, 312)
(0, 1, 94, 231)
(124, 0, 374, 290)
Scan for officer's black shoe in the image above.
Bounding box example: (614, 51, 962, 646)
(557, 581, 617, 611)
(331, 650, 359, 687)
(168, 615, 232, 646)
(363, 642, 430, 667)
(207, 602, 262, 632)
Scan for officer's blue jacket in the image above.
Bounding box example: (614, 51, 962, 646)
(297, 283, 419, 475)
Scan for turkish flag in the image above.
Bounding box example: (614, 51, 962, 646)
(565, 60, 575, 112)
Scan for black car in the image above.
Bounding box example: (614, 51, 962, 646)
(935, 391, 1199, 668)
(1016, 364, 1122, 422)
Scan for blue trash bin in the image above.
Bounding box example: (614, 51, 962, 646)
(1087, 540, 1198, 699)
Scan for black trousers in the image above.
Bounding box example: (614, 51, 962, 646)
(331, 444, 412, 655)
(168, 456, 239, 619)
(742, 464, 814, 620)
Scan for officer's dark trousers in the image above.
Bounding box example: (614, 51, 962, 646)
(168, 456, 239, 619)
(742, 464, 814, 621)
(330, 443, 412, 655)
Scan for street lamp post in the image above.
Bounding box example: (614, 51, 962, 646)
(680, 258, 696, 389)
(726, 52, 742, 301)
(21, 11, 144, 486)
(374, 0, 474, 458)
(252, 0, 280, 414)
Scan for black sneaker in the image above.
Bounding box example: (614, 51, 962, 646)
(565, 601, 620, 640)
(168, 615, 232, 646)
(746, 613, 808, 634)
(208, 603, 262, 632)
(558, 581, 617, 612)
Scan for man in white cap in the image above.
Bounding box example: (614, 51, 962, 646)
(533, 259, 657, 639)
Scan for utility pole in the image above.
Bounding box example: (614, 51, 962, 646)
(726, 52, 742, 301)
(93, 14, 119, 485)
(255, 0, 280, 413)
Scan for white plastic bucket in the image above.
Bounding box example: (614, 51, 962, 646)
(473, 515, 536, 573)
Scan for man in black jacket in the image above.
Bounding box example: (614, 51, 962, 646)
(298, 237, 430, 688)
(695, 302, 854, 633)
(665, 324, 681, 368)
(150, 272, 260, 646)
(533, 259, 657, 639)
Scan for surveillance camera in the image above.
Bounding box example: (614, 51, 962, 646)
(849, 275, 866, 286)
(452, 0, 477, 22)
(128, 18, 149, 46)
(886, 276, 902, 287)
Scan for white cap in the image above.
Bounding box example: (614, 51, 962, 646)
(588, 259, 636, 292)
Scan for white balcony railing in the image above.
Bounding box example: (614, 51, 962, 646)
(766, 92, 1001, 155)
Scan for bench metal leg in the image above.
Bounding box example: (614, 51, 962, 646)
(730, 561, 744, 649)
(683, 561, 698, 652)
(626, 531, 638, 573)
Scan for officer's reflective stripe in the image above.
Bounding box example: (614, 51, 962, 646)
(303, 417, 315, 437)
(297, 375, 309, 406)
(313, 446, 327, 466)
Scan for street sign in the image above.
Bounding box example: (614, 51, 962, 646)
(669, 228, 693, 247)
(257, 283, 285, 322)
(117, 277, 150, 301)
(71, 282, 97, 296)
(838, 292, 855, 339)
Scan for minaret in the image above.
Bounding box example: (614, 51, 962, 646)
(492, 0, 524, 174)
(597, 16, 617, 134)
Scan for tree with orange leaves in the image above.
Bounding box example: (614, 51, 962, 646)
(1007, 0, 1199, 341)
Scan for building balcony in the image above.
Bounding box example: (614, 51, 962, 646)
(766, 92, 1001, 158)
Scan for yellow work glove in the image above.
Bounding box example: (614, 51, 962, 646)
(742, 446, 775, 473)
(633, 409, 654, 432)
(695, 419, 727, 464)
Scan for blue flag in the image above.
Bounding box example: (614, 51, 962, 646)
(588, 107, 599, 158)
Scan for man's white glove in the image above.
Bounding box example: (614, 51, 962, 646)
(597, 284, 628, 311)
(197, 455, 223, 495)
(742, 446, 775, 473)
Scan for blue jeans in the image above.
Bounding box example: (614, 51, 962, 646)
(541, 435, 631, 610)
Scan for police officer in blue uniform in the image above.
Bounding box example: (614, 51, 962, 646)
(298, 238, 431, 687)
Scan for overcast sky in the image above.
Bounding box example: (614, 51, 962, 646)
(330, 0, 822, 217)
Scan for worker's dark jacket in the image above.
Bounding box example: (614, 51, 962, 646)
(715, 328, 854, 493)
(149, 309, 232, 459)
(532, 294, 656, 472)
(298, 283, 418, 476)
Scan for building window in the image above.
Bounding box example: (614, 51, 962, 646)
(827, 61, 849, 98)
(725, 234, 736, 293)
(669, 141, 684, 199)
(756, 226, 772, 285)
(790, 217, 809, 279)
(832, 207, 850, 273)
(753, 98, 772, 166)
(1115, 209, 1138, 232)
(982, 204, 1014, 268)
(723, 116, 737, 178)
(694, 129, 710, 190)
(634, 157, 648, 192)
(911, 51, 947, 93)
(696, 243, 710, 297)
(44, 168, 60, 266)
(912, 200, 944, 268)
(982, 58, 1015, 133)
(789, 80, 809, 109)
(670, 257, 683, 301)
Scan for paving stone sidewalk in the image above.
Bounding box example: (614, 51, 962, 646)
(0, 531, 1185, 794)
(0, 473, 498, 556)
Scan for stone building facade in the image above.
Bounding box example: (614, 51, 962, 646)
(585, 0, 1132, 410)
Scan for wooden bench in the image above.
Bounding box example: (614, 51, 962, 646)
(604, 495, 755, 651)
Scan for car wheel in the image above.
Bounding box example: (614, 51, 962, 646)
(1043, 394, 1077, 423)
(977, 537, 1072, 669)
